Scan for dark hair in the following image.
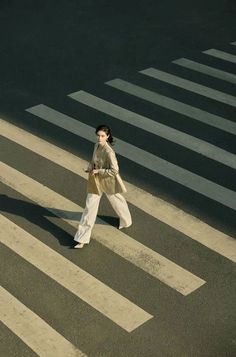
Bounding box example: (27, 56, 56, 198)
(95, 124, 114, 145)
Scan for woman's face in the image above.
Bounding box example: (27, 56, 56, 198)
(96, 130, 109, 146)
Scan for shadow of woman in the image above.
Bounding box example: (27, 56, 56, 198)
(0, 194, 119, 248)
(0, 194, 78, 248)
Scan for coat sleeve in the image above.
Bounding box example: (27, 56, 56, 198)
(98, 150, 119, 177)
(86, 161, 93, 172)
(86, 144, 97, 171)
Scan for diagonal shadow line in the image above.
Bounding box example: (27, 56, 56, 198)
(0, 193, 79, 220)
(0, 194, 119, 247)
(0, 194, 75, 247)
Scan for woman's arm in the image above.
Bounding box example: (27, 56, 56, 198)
(85, 143, 97, 172)
(85, 162, 93, 172)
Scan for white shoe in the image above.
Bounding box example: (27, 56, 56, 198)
(74, 243, 85, 249)
(119, 223, 132, 230)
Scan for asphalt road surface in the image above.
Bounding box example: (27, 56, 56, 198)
(0, 1, 236, 356)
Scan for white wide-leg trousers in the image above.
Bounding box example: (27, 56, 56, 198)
(74, 193, 132, 244)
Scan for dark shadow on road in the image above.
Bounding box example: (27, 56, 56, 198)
(0, 194, 119, 247)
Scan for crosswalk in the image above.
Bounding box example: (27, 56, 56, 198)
(106, 78, 236, 135)
(25, 104, 236, 210)
(68, 90, 236, 168)
(0, 161, 206, 295)
(203, 49, 236, 64)
(0, 286, 87, 357)
(1, 42, 236, 356)
(1, 119, 235, 261)
(0, 214, 153, 332)
(140, 67, 236, 107)
(172, 58, 236, 84)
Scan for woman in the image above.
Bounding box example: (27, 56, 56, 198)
(74, 124, 132, 248)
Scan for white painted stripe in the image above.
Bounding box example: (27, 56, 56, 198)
(0, 161, 206, 295)
(0, 285, 86, 357)
(25, 105, 236, 211)
(140, 67, 236, 107)
(203, 49, 236, 64)
(106, 78, 236, 135)
(0, 213, 152, 332)
(68, 90, 236, 169)
(173, 58, 236, 84)
(1, 119, 236, 263)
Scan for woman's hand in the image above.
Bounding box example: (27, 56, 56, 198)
(91, 169, 99, 176)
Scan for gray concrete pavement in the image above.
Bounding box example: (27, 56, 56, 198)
(0, 1, 236, 356)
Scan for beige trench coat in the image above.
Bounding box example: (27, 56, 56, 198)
(86, 142, 127, 195)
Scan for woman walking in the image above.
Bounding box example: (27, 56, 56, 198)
(74, 124, 132, 248)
